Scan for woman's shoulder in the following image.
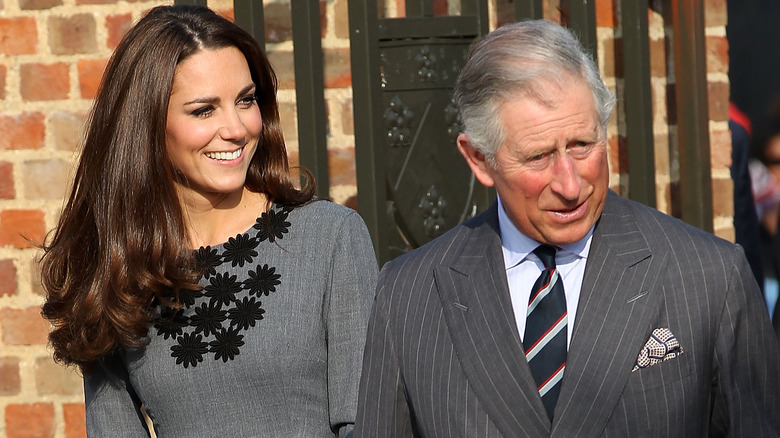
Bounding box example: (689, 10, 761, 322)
(285, 199, 361, 224)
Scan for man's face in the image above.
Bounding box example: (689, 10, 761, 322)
(458, 79, 609, 246)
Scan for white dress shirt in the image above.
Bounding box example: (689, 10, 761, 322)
(497, 196, 594, 348)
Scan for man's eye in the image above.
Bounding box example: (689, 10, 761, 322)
(528, 153, 546, 162)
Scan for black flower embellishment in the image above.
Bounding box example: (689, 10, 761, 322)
(204, 272, 243, 307)
(222, 233, 259, 267)
(228, 296, 265, 329)
(154, 308, 189, 340)
(170, 332, 209, 368)
(209, 327, 245, 362)
(253, 208, 291, 242)
(194, 246, 221, 279)
(189, 302, 228, 336)
(243, 264, 281, 296)
(177, 288, 203, 308)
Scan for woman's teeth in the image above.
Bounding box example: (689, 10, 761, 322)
(206, 147, 242, 161)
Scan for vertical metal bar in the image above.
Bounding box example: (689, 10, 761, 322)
(405, 0, 434, 17)
(233, 0, 266, 49)
(460, 0, 489, 34)
(563, 0, 598, 60)
(349, 0, 390, 264)
(672, 0, 712, 231)
(621, 0, 656, 207)
(515, 0, 544, 20)
(291, 0, 330, 199)
(174, 0, 208, 6)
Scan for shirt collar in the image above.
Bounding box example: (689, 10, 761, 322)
(496, 195, 594, 270)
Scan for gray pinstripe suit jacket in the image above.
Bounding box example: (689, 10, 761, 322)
(355, 191, 780, 437)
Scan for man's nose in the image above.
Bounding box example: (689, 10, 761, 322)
(549, 154, 581, 199)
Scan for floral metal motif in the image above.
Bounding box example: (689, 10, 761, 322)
(444, 98, 463, 143)
(415, 45, 438, 82)
(419, 185, 447, 238)
(384, 96, 415, 148)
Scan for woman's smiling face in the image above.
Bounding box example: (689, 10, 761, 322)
(165, 46, 262, 204)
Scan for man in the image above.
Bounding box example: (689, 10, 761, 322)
(354, 20, 780, 437)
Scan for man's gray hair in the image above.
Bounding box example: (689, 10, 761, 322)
(454, 20, 616, 162)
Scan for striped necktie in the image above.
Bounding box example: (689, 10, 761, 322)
(523, 244, 567, 420)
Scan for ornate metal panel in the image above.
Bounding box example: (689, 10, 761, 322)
(350, 1, 492, 265)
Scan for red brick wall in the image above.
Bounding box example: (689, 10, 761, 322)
(0, 0, 731, 436)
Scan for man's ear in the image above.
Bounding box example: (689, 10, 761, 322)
(457, 133, 496, 188)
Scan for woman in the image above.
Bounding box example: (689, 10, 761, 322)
(40, 5, 377, 437)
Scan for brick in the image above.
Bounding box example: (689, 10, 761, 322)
(78, 58, 107, 99)
(0, 259, 17, 296)
(19, 0, 62, 10)
(0, 64, 6, 100)
(6, 403, 55, 438)
(328, 147, 356, 187)
(76, 0, 115, 4)
(712, 177, 734, 218)
(0, 357, 21, 395)
(705, 0, 727, 27)
(35, 357, 83, 396)
(267, 50, 294, 89)
(22, 159, 73, 200)
(265, 3, 292, 43)
(0, 209, 46, 249)
(710, 127, 731, 170)
(341, 98, 353, 136)
(334, 0, 349, 39)
(1, 307, 50, 345)
(595, 0, 616, 27)
(63, 403, 86, 438)
(278, 101, 298, 141)
(30, 261, 46, 297)
(324, 48, 351, 88)
(106, 13, 132, 49)
(0, 112, 45, 150)
(0, 161, 14, 199)
(649, 37, 666, 78)
(48, 14, 98, 55)
(20, 62, 69, 101)
(706, 35, 728, 75)
(51, 111, 86, 151)
(0, 17, 38, 55)
(708, 81, 729, 122)
(602, 36, 616, 78)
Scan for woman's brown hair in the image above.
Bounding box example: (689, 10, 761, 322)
(40, 4, 313, 374)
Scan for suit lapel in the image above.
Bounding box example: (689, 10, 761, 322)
(434, 203, 551, 436)
(552, 192, 668, 437)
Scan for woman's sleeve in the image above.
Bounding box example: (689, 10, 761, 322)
(84, 355, 151, 438)
(325, 211, 379, 438)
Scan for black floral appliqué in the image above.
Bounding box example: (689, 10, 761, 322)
(204, 272, 243, 306)
(210, 327, 245, 362)
(244, 264, 281, 296)
(154, 308, 189, 340)
(253, 208, 291, 242)
(157, 204, 295, 368)
(171, 332, 209, 368)
(228, 296, 265, 329)
(222, 233, 259, 267)
(189, 302, 228, 336)
(194, 246, 221, 279)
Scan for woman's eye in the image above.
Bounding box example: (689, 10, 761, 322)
(191, 105, 214, 117)
(238, 94, 257, 107)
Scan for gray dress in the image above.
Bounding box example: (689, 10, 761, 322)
(84, 200, 378, 437)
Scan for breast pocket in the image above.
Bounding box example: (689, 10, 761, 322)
(625, 352, 693, 391)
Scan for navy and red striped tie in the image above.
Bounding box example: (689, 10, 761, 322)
(523, 244, 567, 420)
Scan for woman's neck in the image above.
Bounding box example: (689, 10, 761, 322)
(177, 186, 269, 249)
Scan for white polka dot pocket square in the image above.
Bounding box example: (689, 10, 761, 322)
(632, 327, 683, 372)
